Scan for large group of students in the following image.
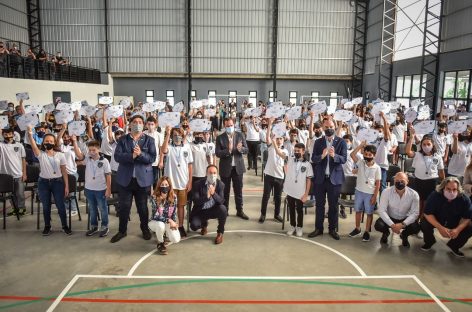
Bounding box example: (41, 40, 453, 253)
(1, 96, 471, 257)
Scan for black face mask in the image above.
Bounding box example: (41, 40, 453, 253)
(261, 124, 268, 129)
(160, 186, 170, 194)
(314, 131, 322, 138)
(458, 134, 468, 142)
(194, 137, 204, 144)
(44, 143, 55, 150)
(364, 157, 373, 163)
(294, 152, 303, 160)
(324, 128, 335, 137)
(395, 181, 406, 190)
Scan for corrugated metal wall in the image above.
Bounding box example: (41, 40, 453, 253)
(442, 0, 472, 52)
(107, 0, 186, 73)
(40, 0, 107, 71)
(191, 0, 273, 75)
(277, 0, 355, 76)
(0, 0, 29, 48)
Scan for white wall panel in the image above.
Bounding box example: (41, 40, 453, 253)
(0, 0, 28, 48)
(442, 0, 472, 52)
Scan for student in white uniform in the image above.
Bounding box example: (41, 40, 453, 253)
(144, 116, 164, 184)
(190, 132, 211, 185)
(349, 143, 381, 242)
(281, 143, 312, 237)
(160, 126, 193, 238)
(100, 109, 114, 162)
(203, 131, 216, 165)
(0, 128, 26, 215)
(406, 127, 445, 216)
(432, 122, 451, 163)
(72, 138, 112, 237)
(284, 128, 299, 157)
(447, 132, 472, 178)
(259, 118, 288, 224)
(57, 126, 79, 216)
(373, 112, 392, 194)
(243, 116, 260, 172)
(109, 129, 124, 173)
(26, 125, 70, 236)
(392, 114, 407, 165)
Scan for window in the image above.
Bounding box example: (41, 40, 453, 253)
(229, 91, 237, 104)
(289, 91, 297, 105)
(443, 72, 456, 98)
(311, 91, 319, 102)
(396, 76, 404, 97)
(395, 74, 427, 102)
(456, 71, 469, 99)
(208, 90, 216, 107)
(191, 90, 196, 101)
(166, 90, 174, 106)
(269, 91, 277, 102)
(441, 70, 472, 111)
(403, 76, 412, 98)
(249, 91, 257, 107)
(411, 75, 421, 98)
(329, 92, 338, 108)
(145, 90, 154, 103)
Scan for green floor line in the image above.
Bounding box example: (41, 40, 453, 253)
(0, 278, 470, 310)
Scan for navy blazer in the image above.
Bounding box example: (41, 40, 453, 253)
(114, 133, 156, 188)
(191, 179, 226, 214)
(311, 136, 347, 185)
(215, 131, 248, 178)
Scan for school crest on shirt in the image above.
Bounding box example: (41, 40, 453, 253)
(432, 157, 439, 165)
(203, 146, 207, 152)
(97, 161, 103, 168)
(209, 145, 213, 151)
(301, 166, 306, 172)
(183, 151, 189, 157)
(14, 146, 19, 152)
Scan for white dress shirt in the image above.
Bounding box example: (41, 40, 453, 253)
(378, 186, 420, 226)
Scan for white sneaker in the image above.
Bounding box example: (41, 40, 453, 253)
(287, 226, 296, 236)
(296, 227, 303, 237)
(70, 211, 78, 217)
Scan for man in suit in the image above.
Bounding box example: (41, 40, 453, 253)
(308, 118, 347, 240)
(190, 165, 227, 244)
(215, 117, 249, 220)
(111, 115, 157, 243)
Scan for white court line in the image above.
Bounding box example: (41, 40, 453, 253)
(127, 230, 367, 276)
(46, 275, 80, 312)
(412, 275, 450, 312)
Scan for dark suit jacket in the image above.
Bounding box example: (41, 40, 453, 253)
(215, 131, 248, 178)
(114, 133, 156, 188)
(311, 135, 347, 185)
(191, 179, 226, 214)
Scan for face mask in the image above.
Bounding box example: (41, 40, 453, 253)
(182, 125, 189, 129)
(444, 190, 457, 201)
(63, 140, 71, 146)
(196, 115, 203, 119)
(207, 173, 218, 185)
(378, 134, 384, 140)
(53, 128, 61, 133)
(8, 107, 14, 112)
(324, 128, 335, 137)
(160, 186, 170, 194)
(112, 126, 118, 132)
(395, 181, 406, 191)
(261, 124, 268, 129)
(364, 157, 373, 163)
(346, 144, 352, 150)
(226, 127, 234, 134)
(299, 124, 306, 129)
(458, 134, 468, 142)
(422, 145, 432, 154)
(194, 137, 204, 144)
(37, 131, 45, 138)
(173, 136, 183, 144)
(294, 152, 302, 159)
(314, 131, 322, 138)
(44, 143, 55, 150)
(131, 124, 143, 133)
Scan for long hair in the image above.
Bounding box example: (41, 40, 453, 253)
(153, 176, 175, 205)
(419, 135, 437, 156)
(435, 176, 464, 195)
(40, 133, 61, 152)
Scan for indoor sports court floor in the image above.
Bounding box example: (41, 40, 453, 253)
(1, 168, 472, 312)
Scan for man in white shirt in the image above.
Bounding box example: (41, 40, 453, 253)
(374, 172, 420, 247)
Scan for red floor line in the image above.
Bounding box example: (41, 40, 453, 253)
(1, 296, 472, 305)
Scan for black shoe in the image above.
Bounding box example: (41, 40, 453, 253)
(157, 242, 168, 255)
(274, 215, 283, 223)
(362, 232, 370, 242)
(339, 208, 347, 219)
(86, 227, 99, 236)
(62, 226, 72, 236)
(400, 233, 410, 248)
(308, 229, 323, 238)
(380, 232, 389, 244)
(99, 227, 109, 237)
(42, 225, 52, 236)
(329, 230, 340, 240)
(110, 232, 127, 243)
(420, 244, 432, 251)
(236, 211, 249, 220)
(349, 228, 362, 237)
(447, 242, 465, 258)
(178, 226, 187, 238)
(142, 229, 152, 240)
(258, 215, 266, 224)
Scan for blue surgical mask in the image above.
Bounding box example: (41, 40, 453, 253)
(226, 127, 234, 134)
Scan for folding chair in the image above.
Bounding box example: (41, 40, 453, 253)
(76, 165, 86, 200)
(339, 175, 357, 214)
(66, 175, 82, 229)
(386, 165, 401, 186)
(24, 165, 40, 215)
(0, 174, 19, 229)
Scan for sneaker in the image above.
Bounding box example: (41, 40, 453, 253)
(42, 225, 52, 236)
(380, 232, 389, 244)
(110, 232, 127, 243)
(99, 227, 109, 237)
(421, 244, 432, 251)
(62, 226, 72, 235)
(449, 248, 465, 258)
(362, 232, 370, 242)
(349, 228, 362, 238)
(19, 208, 26, 216)
(157, 242, 168, 255)
(274, 215, 283, 223)
(70, 210, 78, 217)
(142, 229, 152, 240)
(295, 227, 303, 237)
(400, 232, 410, 248)
(286, 226, 296, 236)
(178, 226, 187, 238)
(86, 227, 99, 236)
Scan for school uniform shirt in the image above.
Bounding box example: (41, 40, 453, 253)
(190, 142, 209, 178)
(100, 126, 114, 156)
(412, 152, 444, 180)
(0, 142, 25, 178)
(245, 122, 260, 141)
(342, 149, 362, 176)
(110, 142, 119, 171)
(388, 136, 398, 155)
(355, 159, 382, 194)
(144, 129, 164, 166)
(38, 151, 66, 179)
(264, 145, 288, 179)
(60, 144, 77, 175)
(374, 138, 391, 169)
(297, 129, 309, 146)
(447, 142, 472, 177)
(283, 156, 313, 199)
(164, 144, 194, 190)
(432, 133, 451, 157)
(205, 142, 216, 164)
(392, 123, 406, 143)
(84, 155, 111, 191)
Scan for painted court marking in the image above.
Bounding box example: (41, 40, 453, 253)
(127, 230, 367, 276)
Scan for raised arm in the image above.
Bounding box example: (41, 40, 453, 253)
(405, 126, 416, 158)
(26, 125, 41, 157)
(71, 135, 85, 161)
(351, 140, 366, 163)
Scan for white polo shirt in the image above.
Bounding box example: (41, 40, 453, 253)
(355, 159, 381, 194)
(283, 157, 313, 199)
(144, 129, 164, 166)
(448, 142, 472, 177)
(38, 151, 66, 179)
(374, 138, 391, 169)
(298, 129, 309, 146)
(264, 144, 288, 179)
(432, 133, 451, 157)
(0, 142, 25, 178)
(60, 144, 77, 175)
(392, 123, 406, 143)
(190, 142, 208, 178)
(84, 155, 111, 191)
(378, 186, 419, 226)
(412, 152, 444, 180)
(164, 144, 193, 190)
(100, 126, 114, 156)
(343, 150, 362, 176)
(245, 122, 260, 141)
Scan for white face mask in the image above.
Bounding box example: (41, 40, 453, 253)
(207, 173, 218, 185)
(422, 145, 433, 154)
(131, 124, 144, 133)
(444, 190, 458, 201)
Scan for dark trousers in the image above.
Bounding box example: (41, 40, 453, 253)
(190, 204, 227, 234)
(188, 176, 205, 203)
(260, 174, 283, 216)
(118, 178, 150, 234)
(246, 140, 259, 170)
(221, 167, 244, 212)
(287, 195, 304, 227)
(374, 217, 420, 237)
(421, 217, 472, 250)
(314, 179, 341, 231)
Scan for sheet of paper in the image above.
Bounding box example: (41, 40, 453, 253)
(357, 128, 379, 144)
(414, 120, 436, 135)
(333, 110, 353, 122)
(0, 100, 8, 110)
(448, 120, 468, 134)
(16, 92, 29, 101)
(43, 103, 56, 113)
(70, 101, 82, 112)
(158, 112, 181, 128)
(17, 113, 39, 131)
(410, 99, 421, 108)
(271, 122, 287, 138)
(0, 116, 9, 129)
(99, 96, 114, 105)
(56, 102, 71, 111)
(285, 106, 302, 121)
(442, 107, 456, 117)
(191, 100, 203, 109)
(55, 110, 74, 124)
(106, 105, 124, 119)
(351, 97, 363, 105)
(68, 120, 87, 137)
(80, 105, 97, 117)
(265, 104, 285, 119)
(143, 102, 159, 112)
(189, 118, 211, 132)
(173, 101, 184, 112)
(343, 101, 354, 109)
(309, 101, 327, 114)
(24, 104, 42, 114)
(118, 97, 132, 109)
(205, 109, 216, 117)
(404, 108, 418, 123)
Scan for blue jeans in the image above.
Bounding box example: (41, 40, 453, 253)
(38, 177, 67, 227)
(85, 189, 108, 228)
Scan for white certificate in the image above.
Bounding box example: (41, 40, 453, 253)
(448, 120, 468, 134)
(0, 116, 9, 129)
(357, 128, 379, 144)
(410, 99, 421, 107)
(173, 101, 184, 112)
(205, 109, 216, 117)
(343, 101, 354, 109)
(0, 100, 8, 110)
(417, 105, 430, 120)
(80, 105, 97, 117)
(190, 118, 211, 132)
(158, 112, 181, 128)
(106, 105, 124, 119)
(16, 92, 29, 101)
(24, 104, 42, 114)
(143, 102, 159, 112)
(17, 113, 39, 131)
(68, 120, 87, 136)
(56, 102, 71, 111)
(70, 101, 82, 112)
(414, 120, 437, 135)
(285, 106, 302, 121)
(404, 108, 418, 123)
(55, 110, 74, 124)
(265, 104, 285, 119)
(271, 122, 287, 138)
(351, 97, 363, 105)
(43, 103, 56, 113)
(191, 100, 203, 109)
(443, 107, 456, 117)
(99, 96, 114, 105)
(118, 97, 132, 109)
(333, 110, 353, 122)
(309, 101, 327, 114)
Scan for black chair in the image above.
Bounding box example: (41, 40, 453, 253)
(339, 175, 357, 214)
(66, 174, 82, 229)
(386, 165, 401, 186)
(404, 158, 414, 174)
(0, 174, 19, 229)
(76, 165, 86, 200)
(24, 165, 40, 215)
